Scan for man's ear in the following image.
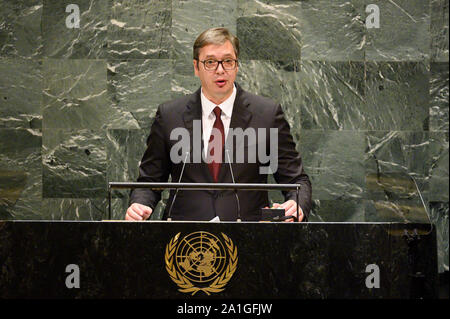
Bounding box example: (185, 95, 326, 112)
(193, 59, 199, 77)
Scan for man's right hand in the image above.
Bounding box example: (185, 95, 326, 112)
(125, 203, 153, 221)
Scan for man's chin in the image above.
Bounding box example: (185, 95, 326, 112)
(215, 90, 232, 101)
(202, 82, 234, 103)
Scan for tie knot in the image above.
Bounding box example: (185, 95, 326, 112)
(213, 106, 221, 118)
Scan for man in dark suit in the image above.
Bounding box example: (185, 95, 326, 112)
(126, 27, 311, 222)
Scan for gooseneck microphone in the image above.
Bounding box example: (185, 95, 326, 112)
(166, 151, 189, 221)
(226, 149, 241, 222)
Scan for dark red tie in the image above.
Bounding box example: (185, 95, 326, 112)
(207, 107, 225, 182)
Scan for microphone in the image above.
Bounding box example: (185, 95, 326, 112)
(166, 151, 189, 221)
(225, 149, 241, 222)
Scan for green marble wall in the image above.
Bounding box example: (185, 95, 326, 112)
(0, 0, 448, 272)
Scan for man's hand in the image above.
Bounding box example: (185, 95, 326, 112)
(271, 200, 304, 222)
(125, 203, 153, 221)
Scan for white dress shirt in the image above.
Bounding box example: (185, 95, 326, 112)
(201, 85, 237, 158)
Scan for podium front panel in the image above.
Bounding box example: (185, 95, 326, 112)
(0, 221, 437, 299)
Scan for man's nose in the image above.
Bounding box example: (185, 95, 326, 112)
(215, 62, 225, 73)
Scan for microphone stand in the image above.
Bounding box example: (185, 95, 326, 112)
(166, 151, 189, 221)
(226, 149, 241, 222)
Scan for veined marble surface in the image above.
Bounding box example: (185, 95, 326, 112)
(0, 0, 448, 272)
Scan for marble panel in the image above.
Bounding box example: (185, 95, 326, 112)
(365, 0, 430, 61)
(237, 60, 302, 138)
(364, 131, 440, 223)
(0, 129, 42, 220)
(172, 0, 237, 60)
(108, 0, 172, 59)
(41, 198, 109, 220)
(310, 199, 366, 222)
(365, 62, 430, 131)
(42, 59, 135, 129)
(430, 62, 449, 132)
(236, 0, 301, 61)
(431, 0, 449, 62)
(171, 59, 201, 100)
(42, 0, 108, 58)
(364, 199, 431, 223)
(298, 61, 365, 130)
(429, 132, 449, 202)
(299, 130, 366, 200)
(0, 0, 42, 58)
(107, 59, 172, 129)
(0, 58, 42, 128)
(42, 129, 106, 198)
(237, 15, 301, 61)
(295, 0, 366, 61)
(430, 201, 449, 273)
(106, 128, 170, 220)
(106, 129, 147, 183)
(237, 0, 365, 61)
(106, 128, 145, 219)
(365, 131, 432, 198)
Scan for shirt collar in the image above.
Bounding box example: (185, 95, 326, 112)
(201, 84, 236, 118)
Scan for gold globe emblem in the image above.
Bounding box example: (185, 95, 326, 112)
(165, 231, 238, 295)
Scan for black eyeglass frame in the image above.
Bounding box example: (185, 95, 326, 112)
(197, 59, 239, 71)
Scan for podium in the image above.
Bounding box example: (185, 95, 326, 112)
(0, 220, 437, 299)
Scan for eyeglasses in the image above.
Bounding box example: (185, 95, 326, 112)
(199, 59, 238, 71)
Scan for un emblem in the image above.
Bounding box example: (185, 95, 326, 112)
(165, 231, 238, 295)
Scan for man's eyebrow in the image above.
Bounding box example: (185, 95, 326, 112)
(204, 54, 235, 59)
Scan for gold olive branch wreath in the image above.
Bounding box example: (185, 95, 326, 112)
(164, 232, 238, 296)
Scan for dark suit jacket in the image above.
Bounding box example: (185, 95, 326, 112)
(130, 83, 312, 221)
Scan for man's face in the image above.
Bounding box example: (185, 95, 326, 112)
(193, 40, 238, 104)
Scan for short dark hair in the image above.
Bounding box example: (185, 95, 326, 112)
(193, 27, 240, 60)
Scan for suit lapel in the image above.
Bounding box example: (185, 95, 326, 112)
(228, 84, 252, 133)
(183, 87, 214, 183)
(218, 83, 252, 182)
(183, 87, 202, 147)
